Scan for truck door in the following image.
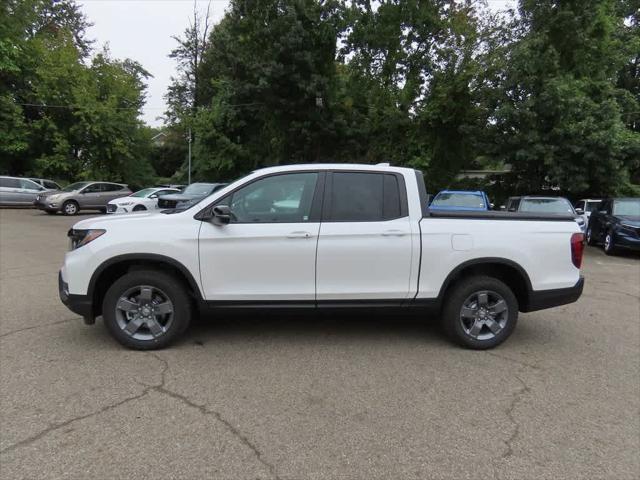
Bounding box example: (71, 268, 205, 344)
(198, 171, 322, 302)
(315, 171, 413, 303)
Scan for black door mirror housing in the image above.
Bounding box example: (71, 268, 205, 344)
(211, 205, 232, 226)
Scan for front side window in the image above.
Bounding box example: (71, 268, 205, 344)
(82, 184, 102, 193)
(327, 172, 403, 222)
(223, 173, 318, 223)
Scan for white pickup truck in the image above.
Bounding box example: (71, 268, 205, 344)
(59, 164, 585, 350)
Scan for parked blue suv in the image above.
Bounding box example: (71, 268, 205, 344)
(429, 190, 491, 211)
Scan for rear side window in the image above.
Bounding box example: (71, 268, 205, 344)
(20, 179, 41, 190)
(326, 172, 404, 222)
(102, 183, 123, 192)
(0, 178, 21, 188)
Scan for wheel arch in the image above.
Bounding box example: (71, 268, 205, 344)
(88, 254, 203, 318)
(438, 257, 533, 312)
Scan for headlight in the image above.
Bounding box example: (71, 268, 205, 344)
(67, 229, 106, 250)
(48, 194, 60, 201)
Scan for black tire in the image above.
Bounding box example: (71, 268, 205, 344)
(603, 230, 617, 255)
(102, 270, 192, 350)
(586, 226, 596, 246)
(442, 275, 518, 350)
(133, 204, 147, 212)
(62, 200, 79, 216)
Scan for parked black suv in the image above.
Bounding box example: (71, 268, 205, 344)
(586, 198, 640, 254)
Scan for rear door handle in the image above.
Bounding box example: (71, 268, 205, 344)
(381, 229, 406, 237)
(287, 231, 312, 239)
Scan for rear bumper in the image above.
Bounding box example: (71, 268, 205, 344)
(523, 277, 584, 312)
(59, 271, 94, 323)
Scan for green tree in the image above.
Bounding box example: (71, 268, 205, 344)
(494, 0, 640, 196)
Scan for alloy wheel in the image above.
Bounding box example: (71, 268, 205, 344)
(459, 290, 509, 341)
(64, 202, 77, 215)
(114, 285, 174, 341)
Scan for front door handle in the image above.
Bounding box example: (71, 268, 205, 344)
(287, 231, 312, 239)
(381, 229, 406, 237)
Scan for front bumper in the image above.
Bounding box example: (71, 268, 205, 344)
(34, 198, 58, 211)
(59, 271, 95, 324)
(614, 230, 640, 251)
(523, 277, 585, 312)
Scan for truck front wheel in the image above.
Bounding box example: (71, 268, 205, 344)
(442, 276, 518, 349)
(102, 270, 192, 350)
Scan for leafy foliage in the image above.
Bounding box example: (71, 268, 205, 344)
(0, 0, 155, 187)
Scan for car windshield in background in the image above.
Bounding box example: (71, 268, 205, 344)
(586, 201, 601, 212)
(130, 188, 156, 198)
(613, 199, 640, 216)
(62, 182, 90, 192)
(519, 198, 574, 214)
(432, 193, 485, 208)
(183, 184, 214, 195)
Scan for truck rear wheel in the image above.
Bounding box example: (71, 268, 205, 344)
(102, 270, 192, 350)
(442, 275, 518, 349)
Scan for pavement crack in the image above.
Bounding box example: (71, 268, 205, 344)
(501, 375, 530, 460)
(0, 389, 150, 455)
(0, 317, 76, 340)
(146, 352, 280, 480)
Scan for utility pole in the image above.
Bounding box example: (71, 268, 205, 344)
(187, 127, 192, 185)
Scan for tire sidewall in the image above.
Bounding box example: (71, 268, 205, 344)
(102, 270, 191, 349)
(443, 276, 518, 350)
(586, 227, 594, 245)
(604, 231, 615, 255)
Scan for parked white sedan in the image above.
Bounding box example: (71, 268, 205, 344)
(106, 187, 180, 214)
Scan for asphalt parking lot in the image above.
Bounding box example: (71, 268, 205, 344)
(0, 208, 638, 480)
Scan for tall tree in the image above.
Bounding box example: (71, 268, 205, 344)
(494, 0, 640, 196)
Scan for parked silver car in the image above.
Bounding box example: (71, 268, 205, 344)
(34, 181, 132, 215)
(29, 178, 62, 190)
(0, 176, 51, 206)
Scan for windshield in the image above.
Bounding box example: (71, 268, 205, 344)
(432, 192, 486, 208)
(130, 188, 157, 198)
(613, 199, 640, 216)
(183, 183, 215, 195)
(520, 198, 574, 214)
(62, 182, 90, 192)
(585, 201, 601, 212)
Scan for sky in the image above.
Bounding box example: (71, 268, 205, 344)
(78, 0, 515, 127)
(78, 0, 230, 127)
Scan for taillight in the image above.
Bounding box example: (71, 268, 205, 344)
(571, 233, 585, 269)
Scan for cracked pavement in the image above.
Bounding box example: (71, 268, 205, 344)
(1, 208, 639, 479)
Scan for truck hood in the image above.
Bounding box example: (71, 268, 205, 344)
(72, 211, 165, 230)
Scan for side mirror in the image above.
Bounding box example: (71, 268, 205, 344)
(149, 194, 158, 199)
(575, 208, 584, 215)
(211, 205, 232, 226)
(499, 205, 506, 211)
(489, 203, 495, 210)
